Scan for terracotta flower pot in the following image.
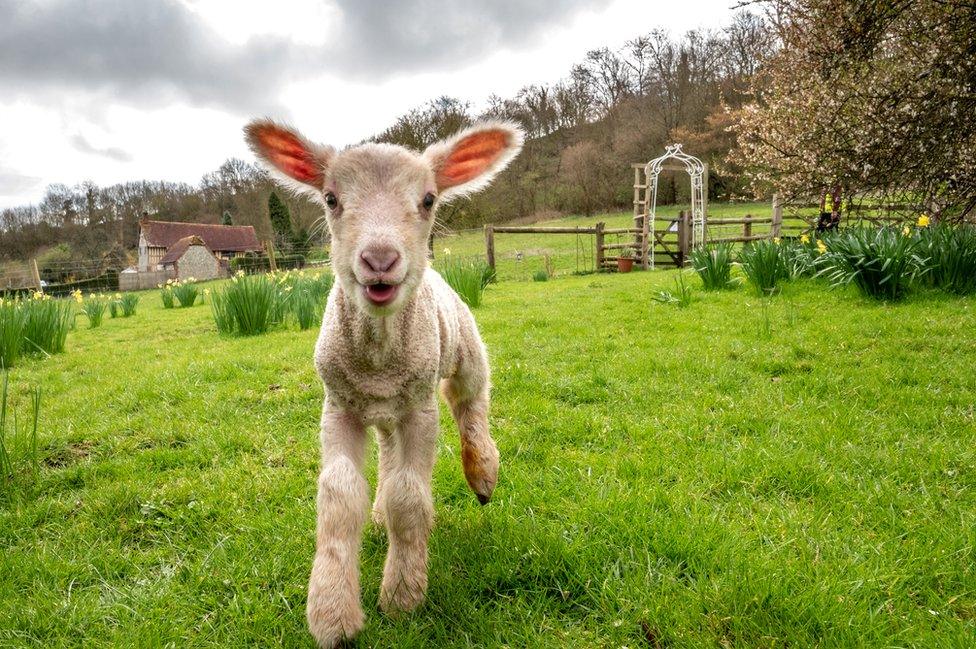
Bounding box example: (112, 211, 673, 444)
(617, 257, 634, 273)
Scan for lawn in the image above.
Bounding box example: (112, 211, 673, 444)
(1, 262, 975, 646)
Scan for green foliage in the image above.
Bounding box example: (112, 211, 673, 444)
(109, 301, 119, 319)
(532, 270, 549, 282)
(0, 372, 41, 499)
(0, 299, 26, 369)
(22, 298, 72, 356)
(160, 286, 175, 309)
(690, 243, 736, 290)
(170, 281, 199, 308)
(739, 239, 790, 296)
(211, 270, 334, 336)
(119, 293, 139, 317)
(210, 274, 278, 336)
(268, 191, 293, 242)
(80, 295, 108, 328)
(778, 237, 824, 279)
(439, 258, 491, 307)
(221, 210, 233, 226)
(819, 227, 925, 301)
(917, 224, 976, 295)
(652, 271, 693, 307)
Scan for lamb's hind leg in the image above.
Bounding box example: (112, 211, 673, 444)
(442, 362, 498, 504)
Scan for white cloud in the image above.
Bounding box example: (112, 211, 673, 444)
(0, 0, 736, 209)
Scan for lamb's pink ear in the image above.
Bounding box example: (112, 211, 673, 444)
(244, 119, 333, 198)
(423, 122, 524, 200)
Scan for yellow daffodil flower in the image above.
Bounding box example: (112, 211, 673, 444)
(917, 214, 930, 227)
(816, 240, 827, 255)
(800, 234, 810, 244)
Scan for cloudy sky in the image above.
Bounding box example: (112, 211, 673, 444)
(0, 0, 736, 209)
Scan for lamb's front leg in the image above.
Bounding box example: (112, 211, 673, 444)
(379, 403, 438, 613)
(307, 402, 369, 648)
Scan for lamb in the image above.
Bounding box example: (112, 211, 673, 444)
(245, 118, 524, 647)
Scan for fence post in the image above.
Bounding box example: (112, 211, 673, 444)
(595, 222, 605, 271)
(30, 259, 43, 293)
(677, 211, 689, 267)
(640, 209, 650, 271)
(265, 240, 278, 272)
(743, 216, 752, 241)
(771, 194, 783, 238)
(484, 225, 495, 272)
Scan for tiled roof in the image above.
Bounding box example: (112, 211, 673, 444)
(141, 219, 262, 253)
(159, 235, 209, 264)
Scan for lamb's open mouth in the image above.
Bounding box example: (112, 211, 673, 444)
(363, 282, 399, 306)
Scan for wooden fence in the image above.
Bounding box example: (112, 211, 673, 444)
(484, 205, 786, 273)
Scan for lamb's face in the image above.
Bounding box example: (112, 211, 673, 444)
(245, 119, 523, 316)
(324, 145, 437, 315)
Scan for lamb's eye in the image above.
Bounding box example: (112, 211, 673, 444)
(324, 192, 338, 209)
(422, 192, 436, 210)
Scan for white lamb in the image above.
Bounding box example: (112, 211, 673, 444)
(245, 119, 523, 647)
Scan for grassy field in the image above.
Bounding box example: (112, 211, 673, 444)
(2, 253, 975, 646)
(434, 201, 803, 282)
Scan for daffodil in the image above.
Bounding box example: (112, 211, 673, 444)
(903, 225, 911, 237)
(443, 247, 452, 256)
(917, 214, 930, 227)
(800, 234, 810, 244)
(773, 237, 781, 244)
(816, 240, 827, 255)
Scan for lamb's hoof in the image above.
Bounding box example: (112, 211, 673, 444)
(462, 443, 499, 506)
(307, 589, 364, 648)
(379, 584, 426, 615)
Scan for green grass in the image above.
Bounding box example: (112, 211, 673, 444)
(0, 266, 974, 646)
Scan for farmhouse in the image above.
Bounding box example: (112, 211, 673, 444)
(138, 218, 262, 272)
(158, 235, 220, 281)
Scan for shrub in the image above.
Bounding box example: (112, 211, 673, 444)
(532, 270, 549, 282)
(210, 273, 279, 336)
(80, 294, 108, 328)
(170, 280, 199, 307)
(819, 226, 926, 301)
(119, 293, 139, 317)
(439, 258, 490, 307)
(690, 243, 736, 290)
(779, 235, 825, 279)
(0, 299, 26, 369)
(917, 223, 976, 295)
(283, 271, 333, 330)
(160, 285, 175, 309)
(22, 296, 72, 356)
(739, 239, 790, 296)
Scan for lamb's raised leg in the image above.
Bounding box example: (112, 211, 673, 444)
(379, 404, 438, 613)
(307, 402, 369, 648)
(371, 426, 395, 528)
(441, 347, 498, 504)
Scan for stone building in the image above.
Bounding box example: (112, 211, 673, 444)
(158, 236, 221, 281)
(138, 218, 262, 272)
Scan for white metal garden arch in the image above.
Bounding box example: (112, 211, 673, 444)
(645, 144, 707, 268)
